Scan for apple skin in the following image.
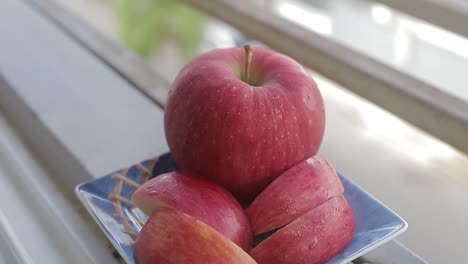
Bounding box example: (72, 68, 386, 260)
(164, 47, 325, 202)
(134, 207, 257, 264)
(250, 195, 355, 264)
(247, 156, 344, 234)
(131, 171, 252, 250)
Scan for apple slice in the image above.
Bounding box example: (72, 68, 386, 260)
(250, 195, 355, 264)
(132, 171, 252, 250)
(246, 156, 343, 234)
(134, 207, 257, 264)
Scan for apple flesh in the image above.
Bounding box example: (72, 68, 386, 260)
(247, 156, 344, 234)
(134, 207, 257, 264)
(131, 171, 252, 250)
(164, 46, 325, 203)
(250, 195, 355, 264)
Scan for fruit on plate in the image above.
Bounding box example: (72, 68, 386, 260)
(164, 45, 325, 202)
(250, 195, 355, 264)
(132, 46, 355, 264)
(132, 171, 252, 250)
(134, 207, 257, 264)
(247, 156, 344, 234)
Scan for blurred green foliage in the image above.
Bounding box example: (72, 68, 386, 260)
(116, 0, 207, 58)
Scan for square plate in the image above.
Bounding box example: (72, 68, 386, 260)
(76, 153, 407, 264)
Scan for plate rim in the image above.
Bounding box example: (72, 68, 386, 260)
(75, 185, 134, 263)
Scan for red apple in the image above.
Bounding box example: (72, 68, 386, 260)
(247, 156, 344, 234)
(134, 207, 257, 264)
(131, 171, 252, 250)
(250, 195, 355, 264)
(164, 46, 325, 202)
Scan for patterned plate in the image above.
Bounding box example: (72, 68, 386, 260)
(76, 153, 407, 264)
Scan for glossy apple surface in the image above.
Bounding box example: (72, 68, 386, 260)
(132, 171, 252, 250)
(164, 46, 325, 202)
(247, 156, 344, 234)
(250, 195, 355, 264)
(134, 207, 257, 264)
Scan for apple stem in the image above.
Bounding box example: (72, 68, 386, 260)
(244, 45, 253, 84)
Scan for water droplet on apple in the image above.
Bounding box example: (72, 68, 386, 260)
(309, 238, 318, 249)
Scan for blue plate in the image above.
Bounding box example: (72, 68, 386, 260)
(76, 153, 407, 264)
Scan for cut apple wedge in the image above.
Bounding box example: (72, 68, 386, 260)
(247, 156, 344, 234)
(250, 195, 355, 264)
(132, 171, 252, 250)
(134, 207, 257, 264)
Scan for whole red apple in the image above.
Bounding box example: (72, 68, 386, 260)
(164, 46, 325, 202)
(131, 171, 252, 250)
